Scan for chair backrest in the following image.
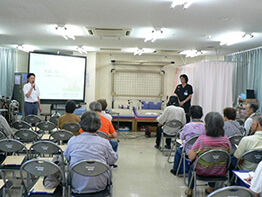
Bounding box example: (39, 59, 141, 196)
(229, 134, 244, 155)
(12, 120, 31, 130)
(163, 119, 183, 135)
(49, 115, 60, 125)
(37, 121, 56, 131)
(207, 186, 256, 197)
(236, 149, 262, 169)
(164, 119, 183, 128)
(24, 115, 42, 125)
(62, 122, 80, 132)
(20, 159, 65, 195)
(50, 129, 74, 142)
(97, 131, 109, 139)
(30, 141, 63, 156)
(68, 160, 111, 180)
(183, 135, 200, 154)
(0, 139, 28, 156)
(194, 149, 231, 170)
(14, 129, 39, 142)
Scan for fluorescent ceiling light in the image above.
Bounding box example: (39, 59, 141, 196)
(16, 45, 36, 53)
(219, 32, 254, 46)
(144, 29, 163, 42)
(171, 0, 196, 9)
(55, 25, 75, 40)
(180, 50, 203, 57)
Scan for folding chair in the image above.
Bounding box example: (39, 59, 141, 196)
(29, 141, 65, 172)
(12, 121, 31, 130)
(24, 115, 42, 131)
(207, 186, 255, 197)
(62, 122, 80, 135)
(20, 159, 66, 197)
(0, 170, 13, 197)
(188, 149, 231, 197)
(49, 129, 74, 145)
(0, 139, 29, 183)
(49, 115, 60, 127)
(228, 134, 243, 155)
(37, 121, 57, 134)
(235, 149, 262, 170)
(68, 160, 112, 197)
(97, 131, 109, 139)
(14, 129, 39, 143)
(161, 119, 183, 154)
(176, 135, 200, 184)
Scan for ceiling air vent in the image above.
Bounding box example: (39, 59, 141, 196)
(100, 48, 122, 52)
(86, 27, 132, 37)
(154, 50, 179, 55)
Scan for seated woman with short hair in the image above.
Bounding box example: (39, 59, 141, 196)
(64, 111, 118, 194)
(223, 107, 243, 137)
(57, 100, 80, 135)
(170, 105, 205, 175)
(186, 112, 231, 196)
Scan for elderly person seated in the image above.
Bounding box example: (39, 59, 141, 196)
(185, 112, 231, 196)
(223, 107, 243, 137)
(233, 115, 262, 171)
(64, 111, 118, 194)
(58, 100, 80, 135)
(170, 105, 205, 175)
(97, 99, 112, 121)
(244, 103, 258, 136)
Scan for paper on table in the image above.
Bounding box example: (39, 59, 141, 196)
(2, 156, 25, 165)
(29, 177, 56, 194)
(233, 170, 255, 186)
(0, 179, 7, 189)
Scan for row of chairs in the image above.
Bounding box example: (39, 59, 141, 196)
(20, 159, 112, 197)
(159, 121, 261, 197)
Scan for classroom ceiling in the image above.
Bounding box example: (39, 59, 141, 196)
(0, 0, 262, 57)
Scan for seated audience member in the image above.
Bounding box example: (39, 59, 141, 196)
(170, 105, 205, 175)
(64, 111, 118, 194)
(155, 97, 186, 149)
(88, 101, 118, 152)
(0, 115, 13, 137)
(97, 99, 112, 121)
(186, 112, 231, 196)
(245, 161, 262, 197)
(223, 107, 243, 137)
(58, 100, 80, 135)
(233, 115, 262, 171)
(244, 103, 258, 135)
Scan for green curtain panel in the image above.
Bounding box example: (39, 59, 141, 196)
(226, 48, 262, 111)
(0, 47, 15, 98)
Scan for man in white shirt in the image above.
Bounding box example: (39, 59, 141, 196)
(245, 161, 262, 197)
(23, 73, 42, 116)
(155, 99, 186, 149)
(244, 103, 258, 135)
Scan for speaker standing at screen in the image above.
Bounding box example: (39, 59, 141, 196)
(174, 74, 193, 123)
(23, 73, 42, 116)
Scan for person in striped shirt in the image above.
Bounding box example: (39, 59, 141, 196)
(185, 112, 232, 196)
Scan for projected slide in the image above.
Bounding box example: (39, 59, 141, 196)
(29, 53, 86, 103)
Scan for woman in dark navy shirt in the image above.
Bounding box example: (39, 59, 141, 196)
(174, 74, 193, 122)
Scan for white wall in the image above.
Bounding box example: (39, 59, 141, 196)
(14, 51, 224, 111)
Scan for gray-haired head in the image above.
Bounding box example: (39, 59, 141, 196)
(89, 101, 102, 112)
(80, 111, 101, 133)
(204, 112, 225, 137)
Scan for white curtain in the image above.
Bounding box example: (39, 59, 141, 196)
(174, 61, 234, 116)
(0, 48, 15, 98)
